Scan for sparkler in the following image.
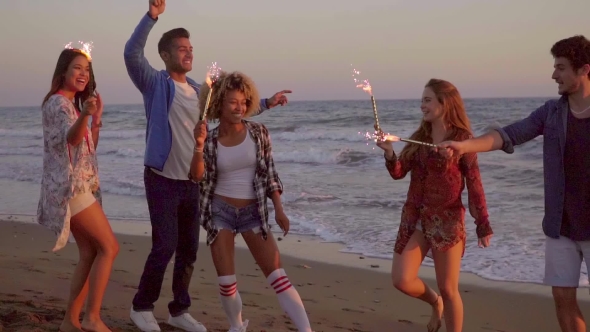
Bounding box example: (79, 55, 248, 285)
(383, 135, 438, 148)
(352, 65, 437, 149)
(351, 65, 382, 137)
(65, 41, 96, 96)
(65, 40, 93, 60)
(201, 61, 222, 121)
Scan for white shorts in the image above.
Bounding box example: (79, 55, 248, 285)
(543, 236, 590, 287)
(69, 191, 96, 217)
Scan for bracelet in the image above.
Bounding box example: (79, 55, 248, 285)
(194, 146, 203, 153)
(91, 121, 103, 129)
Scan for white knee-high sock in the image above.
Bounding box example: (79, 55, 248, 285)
(267, 268, 312, 332)
(218, 275, 244, 329)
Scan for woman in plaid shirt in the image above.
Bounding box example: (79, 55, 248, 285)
(190, 71, 312, 332)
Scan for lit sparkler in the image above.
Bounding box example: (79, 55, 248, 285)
(65, 41, 94, 60)
(382, 135, 437, 148)
(351, 65, 382, 138)
(352, 65, 437, 149)
(201, 61, 222, 121)
(358, 131, 437, 148)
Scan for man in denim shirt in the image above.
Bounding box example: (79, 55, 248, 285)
(439, 35, 590, 332)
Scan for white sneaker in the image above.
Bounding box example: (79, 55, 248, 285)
(167, 313, 207, 332)
(130, 308, 161, 332)
(228, 319, 249, 332)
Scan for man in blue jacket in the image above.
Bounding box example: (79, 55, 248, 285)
(124, 1, 291, 331)
(439, 35, 590, 332)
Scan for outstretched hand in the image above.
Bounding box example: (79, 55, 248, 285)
(266, 90, 292, 108)
(149, 0, 165, 19)
(436, 140, 464, 159)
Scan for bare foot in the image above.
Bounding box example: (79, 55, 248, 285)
(59, 320, 83, 332)
(427, 295, 443, 332)
(81, 318, 112, 332)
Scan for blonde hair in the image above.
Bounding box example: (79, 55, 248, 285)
(399, 78, 472, 162)
(199, 71, 260, 121)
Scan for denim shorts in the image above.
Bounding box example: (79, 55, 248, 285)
(211, 197, 262, 234)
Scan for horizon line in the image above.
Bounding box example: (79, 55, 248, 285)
(1, 95, 557, 109)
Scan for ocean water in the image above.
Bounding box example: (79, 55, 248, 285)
(0, 98, 587, 286)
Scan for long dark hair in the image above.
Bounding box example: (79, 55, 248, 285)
(42, 49, 96, 110)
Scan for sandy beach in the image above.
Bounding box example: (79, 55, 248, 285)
(1, 215, 589, 332)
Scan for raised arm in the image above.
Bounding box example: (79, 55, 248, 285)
(459, 152, 493, 239)
(123, 11, 161, 94)
(438, 101, 552, 155)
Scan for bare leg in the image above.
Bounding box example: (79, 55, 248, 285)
(210, 230, 236, 276)
(391, 230, 442, 331)
(241, 231, 281, 278)
(67, 202, 119, 332)
(552, 287, 586, 332)
(210, 230, 246, 329)
(431, 241, 464, 332)
(59, 230, 96, 332)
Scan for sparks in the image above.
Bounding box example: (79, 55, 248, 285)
(359, 130, 389, 143)
(201, 61, 222, 121)
(351, 64, 372, 96)
(65, 40, 94, 60)
(205, 61, 222, 87)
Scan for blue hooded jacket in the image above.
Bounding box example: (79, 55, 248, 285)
(123, 13, 269, 171)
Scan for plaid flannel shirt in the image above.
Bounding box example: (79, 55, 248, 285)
(198, 120, 283, 245)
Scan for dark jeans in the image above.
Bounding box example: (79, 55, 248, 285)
(132, 167, 200, 316)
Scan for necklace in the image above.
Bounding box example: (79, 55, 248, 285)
(570, 104, 590, 115)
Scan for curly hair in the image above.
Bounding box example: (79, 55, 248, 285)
(550, 35, 590, 78)
(199, 71, 261, 121)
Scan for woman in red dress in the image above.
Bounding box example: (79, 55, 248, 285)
(376, 78, 493, 332)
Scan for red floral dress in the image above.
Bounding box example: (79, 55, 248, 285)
(386, 133, 493, 257)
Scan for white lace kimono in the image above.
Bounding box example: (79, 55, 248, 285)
(37, 94, 101, 252)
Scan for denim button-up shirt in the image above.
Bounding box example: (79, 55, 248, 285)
(495, 96, 571, 239)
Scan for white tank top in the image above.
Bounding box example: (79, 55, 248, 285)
(214, 130, 257, 199)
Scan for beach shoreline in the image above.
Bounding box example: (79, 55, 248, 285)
(1, 214, 590, 331)
(4, 213, 590, 301)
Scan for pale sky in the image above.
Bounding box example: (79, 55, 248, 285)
(0, 0, 587, 107)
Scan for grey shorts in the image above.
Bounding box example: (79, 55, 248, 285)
(543, 236, 590, 288)
(211, 197, 263, 234)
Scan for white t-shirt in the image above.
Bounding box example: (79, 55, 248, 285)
(152, 80, 199, 180)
